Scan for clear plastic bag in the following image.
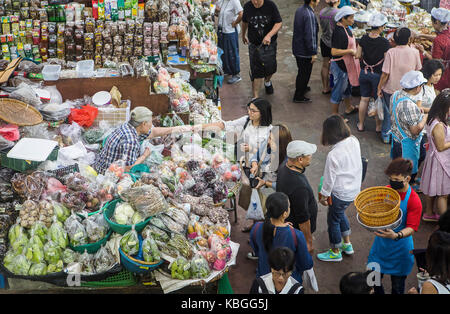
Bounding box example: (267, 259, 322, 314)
(190, 253, 211, 279)
(83, 216, 107, 243)
(142, 235, 161, 263)
(119, 226, 139, 256)
(79, 249, 95, 274)
(48, 219, 69, 249)
(0, 136, 15, 152)
(10, 83, 43, 109)
(94, 245, 116, 273)
(59, 122, 84, 146)
(65, 214, 88, 246)
(376, 97, 384, 121)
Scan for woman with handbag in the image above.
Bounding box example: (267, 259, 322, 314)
(194, 98, 273, 232)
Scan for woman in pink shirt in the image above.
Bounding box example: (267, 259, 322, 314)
(377, 28, 422, 144)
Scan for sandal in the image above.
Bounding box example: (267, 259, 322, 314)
(345, 106, 359, 115)
(357, 122, 365, 132)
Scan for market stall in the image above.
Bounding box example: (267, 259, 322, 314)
(0, 0, 238, 294)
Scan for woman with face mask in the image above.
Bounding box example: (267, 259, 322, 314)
(367, 158, 423, 294)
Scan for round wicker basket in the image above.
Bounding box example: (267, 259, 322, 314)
(0, 98, 43, 126)
(355, 186, 401, 227)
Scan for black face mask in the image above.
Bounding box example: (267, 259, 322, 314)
(390, 180, 405, 190)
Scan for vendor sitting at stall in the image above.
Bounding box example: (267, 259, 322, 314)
(93, 106, 191, 174)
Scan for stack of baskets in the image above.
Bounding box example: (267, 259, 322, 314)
(355, 187, 402, 229)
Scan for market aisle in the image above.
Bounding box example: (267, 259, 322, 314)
(220, 0, 437, 294)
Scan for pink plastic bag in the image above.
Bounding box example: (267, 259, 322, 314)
(0, 124, 20, 141)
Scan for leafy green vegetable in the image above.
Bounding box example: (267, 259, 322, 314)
(62, 248, 77, 264)
(170, 257, 191, 280)
(120, 229, 139, 256)
(47, 260, 63, 273)
(142, 236, 160, 263)
(53, 202, 71, 223)
(8, 223, 26, 247)
(190, 254, 211, 279)
(43, 241, 62, 265)
(29, 262, 48, 276)
(30, 222, 48, 243)
(49, 220, 69, 249)
(11, 233, 28, 254)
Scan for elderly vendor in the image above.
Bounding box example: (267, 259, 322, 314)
(93, 106, 190, 174)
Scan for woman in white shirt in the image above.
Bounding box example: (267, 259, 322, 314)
(317, 115, 362, 262)
(419, 59, 445, 112)
(215, 0, 244, 84)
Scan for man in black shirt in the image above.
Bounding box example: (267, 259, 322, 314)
(276, 140, 318, 254)
(242, 0, 283, 99)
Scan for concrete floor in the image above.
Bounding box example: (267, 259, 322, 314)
(220, 0, 439, 294)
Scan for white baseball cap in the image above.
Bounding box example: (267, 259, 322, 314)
(431, 7, 450, 23)
(334, 6, 357, 22)
(367, 12, 388, 27)
(287, 140, 317, 158)
(400, 71, 427, 89)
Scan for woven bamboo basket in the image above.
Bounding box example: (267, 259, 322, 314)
(0, 98, 43, 126)
(354, 186, 401, 227)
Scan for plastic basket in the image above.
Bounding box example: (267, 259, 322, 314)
(47, 164, 79, 180)
(355, 186, 401, 227)
(92, 102, 130, 128)
(69, 228, 113, 254)
(0, 147, 59, 172)
(119, 234, 164, 275)
(103, 199, 152, 235)
(80, 268, 137, 287)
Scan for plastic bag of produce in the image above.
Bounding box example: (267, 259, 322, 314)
(9, 254, 32, 275)
(94, 245, 116, 273)
(168, 233, 194, 260)
(114, 202, 135, 225)
(142, 224, 170, 243)
(142, 236, 161, 263)
(65, 215, 88, 247)
(3, 249, 18, 269)
(170, 256, 191, 280)
(120, 226, 139, 256)
(62, 248, 78, 264)
(49, 219, 69, 249)
(11, 231, 28, 255)
(131, 211, 144, 225)
(79, 249, 95, 274)
(160, 214, 185, 234)
(83, 216, 107, 243)
(24, 232, 45, 263)
(8, 223, 27, 247)
(53, 202, 71, 223)
(47, 260, 64, 273)
(190, 253, 211, 279)
(28, 262, 48, 276)
(43, 240, 62, 265)
(126, 185, 168, 218)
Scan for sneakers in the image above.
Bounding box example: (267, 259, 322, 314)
(341, 242, 354, 255)
(422, 213, 440, 222)
(265, 81, 274, 94)
(247, 251, 259, 260)
(317, 249, 342, 262)
(227, 75, 242, 84)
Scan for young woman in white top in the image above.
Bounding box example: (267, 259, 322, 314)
(195, 98, 273, 231)
(317, 115, 362, 262)
(419, 59, 445, 113)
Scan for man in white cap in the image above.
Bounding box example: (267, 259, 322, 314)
(355, 12, 390, 133)
(276, 140, 318, 254)
(330, 6, 360, 119)
(390, 71, 428, 189)
(93, 106, 191, 174)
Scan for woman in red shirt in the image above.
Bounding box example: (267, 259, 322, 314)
(367, 158, 422, 294)
(431, 8, 449, 91)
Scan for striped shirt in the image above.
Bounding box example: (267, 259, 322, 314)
(93, 123, 141, 174)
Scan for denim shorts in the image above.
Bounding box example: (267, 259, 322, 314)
(330, 61, 352, 105)
(359, 71, 381, 98)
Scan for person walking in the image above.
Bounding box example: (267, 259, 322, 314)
(390, 71, 428, 189)
(319, 0, 340, 95)
(249, 247, 306, 294)
(419, 59, 445, 113)
(330, 6, 360, 120)
(367, 158, 423, 294)
(377, 27, 422, 144)
(216, 0, 244, 84)
(430, 8, 450, 92)
(276, 140, 318, 254)
(420, 89, 450, 221)
(249, 193, 314, 287)
(292, 0, 320, 103)
(317, 115, 362, 262)
(355, 12, 390, 133)
(408, 230, 450, 294)
(241, 0, 283, 99)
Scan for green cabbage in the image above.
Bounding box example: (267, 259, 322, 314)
(28, 262, 48, 276)
(47, 260, 63, 273)
(43, 241, 62, 265)
(11, 254, 31, 275)
(11, 232, 28, 254)
(62, 248, 77, 264)
(8, 224, 27, 247)
(49, 220, 69, 249)
(30, 222, 48, 243)
(53, 202, 71, 223)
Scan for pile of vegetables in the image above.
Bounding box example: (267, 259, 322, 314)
(113, 202, 144, 226)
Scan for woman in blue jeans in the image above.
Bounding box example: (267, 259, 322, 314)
(317, 115, 362, 262)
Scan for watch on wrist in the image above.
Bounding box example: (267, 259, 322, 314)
(395, 232, 400, 241)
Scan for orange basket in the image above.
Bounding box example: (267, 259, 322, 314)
(354, 187, 401, 227)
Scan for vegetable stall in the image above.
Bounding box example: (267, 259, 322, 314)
(0, 0, 239, 294)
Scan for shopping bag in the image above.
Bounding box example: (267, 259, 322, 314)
(68, 105, 99, 128)
(376, 97, 384, 121)
(246, 189, 265, 221)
